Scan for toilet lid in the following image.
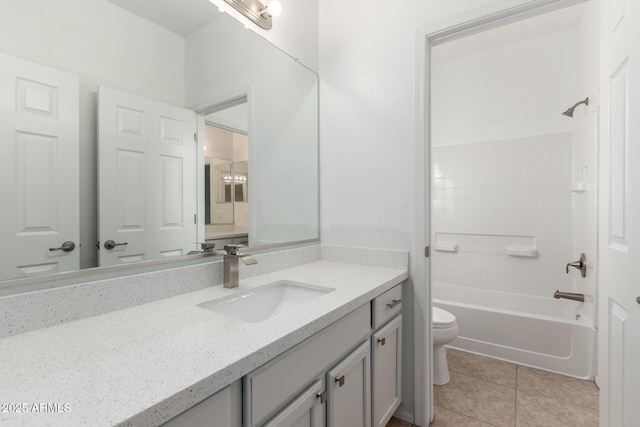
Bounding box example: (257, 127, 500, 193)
(433, 306, 456, 327)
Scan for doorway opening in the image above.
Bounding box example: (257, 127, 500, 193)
(418, 0, 599, 424)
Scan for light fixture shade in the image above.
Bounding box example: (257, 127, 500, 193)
(223, 0, 278, 30)
(266, 1, 282, 17)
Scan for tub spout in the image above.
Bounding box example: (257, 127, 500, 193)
(554, 290, 585, 302)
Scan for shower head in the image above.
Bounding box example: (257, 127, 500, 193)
(562, 97, 589, 117)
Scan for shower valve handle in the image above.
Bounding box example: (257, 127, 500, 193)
(566, 253, 587, 278)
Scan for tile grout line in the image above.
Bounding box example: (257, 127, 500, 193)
(434, 405, 503, 427)
(449, 367, 516, 390)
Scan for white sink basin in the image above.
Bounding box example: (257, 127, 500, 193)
(198, 281, 335, 323)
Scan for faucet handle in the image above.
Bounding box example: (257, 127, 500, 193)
(199, 242, 216, 252)
(566, 253, 587, 278)
(224, 244, 245, 255)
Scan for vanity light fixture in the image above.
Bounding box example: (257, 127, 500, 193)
(221, 0, 282, 30)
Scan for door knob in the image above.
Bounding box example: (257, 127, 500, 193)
(566, 253, 587, 278)
(49, 241, 76, 252)
(104, 240, 128, 250)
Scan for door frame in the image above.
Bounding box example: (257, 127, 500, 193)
(415, 0, 591, 424)
(190, 87, 254, 246)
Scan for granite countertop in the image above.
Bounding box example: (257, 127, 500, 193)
(0, 260, 407, 427)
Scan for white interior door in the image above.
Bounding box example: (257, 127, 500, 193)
(0, 52, 79, 280)
(598, 0, 640, 425)
(98, 87, 197, 266)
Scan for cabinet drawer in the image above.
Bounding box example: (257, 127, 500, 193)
(244, 304, 371, 427)
(372, 284, 402, 330)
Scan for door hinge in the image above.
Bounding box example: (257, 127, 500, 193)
(194, 213, 197, 224)
(316, 390, 327, 404)
(194, 132, 197, 141)
(425, 246, 430, 258)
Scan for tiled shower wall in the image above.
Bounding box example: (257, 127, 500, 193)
(431, 133, 574, 298)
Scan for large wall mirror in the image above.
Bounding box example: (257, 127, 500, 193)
(0, 0, 318, 286)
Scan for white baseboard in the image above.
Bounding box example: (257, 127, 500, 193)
(393, 407, 415, 425)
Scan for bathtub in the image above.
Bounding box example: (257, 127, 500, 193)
(433, 283, 597, 380)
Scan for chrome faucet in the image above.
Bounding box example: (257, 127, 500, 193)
(554, 290, 585, 302)
(223, 244, 257, 288)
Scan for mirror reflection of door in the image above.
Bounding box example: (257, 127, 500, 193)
(0, 52, 80, 280)
(98, 87, 198, 267)
(203, 121, 249, 240)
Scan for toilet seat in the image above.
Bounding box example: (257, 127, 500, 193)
(433, 306, 456, 329)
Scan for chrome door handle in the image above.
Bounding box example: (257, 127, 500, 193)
(104, 240, 128, 250)
(49, 241, 76, 252)
(387, 299, 401, 309)
(566, 253, 587, 278)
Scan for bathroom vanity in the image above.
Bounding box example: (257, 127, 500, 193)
(168, 282, 402, 427)
(0, 251, 406, 427)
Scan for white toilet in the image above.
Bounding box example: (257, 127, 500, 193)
(432, 306, 458, 385)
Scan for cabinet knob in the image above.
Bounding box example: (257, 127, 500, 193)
(316, 390, 327, 404)
(335, 375, 345, 387)
(378, 337, 386, 346)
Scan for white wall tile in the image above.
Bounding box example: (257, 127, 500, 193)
(431, 133, 575, 297)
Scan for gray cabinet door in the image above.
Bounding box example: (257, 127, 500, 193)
(263, 380, 326, 427)
(327, 341, 371, 427)
(372, 315, 402, 427)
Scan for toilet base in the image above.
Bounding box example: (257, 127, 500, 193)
(433, 345, 450, 385)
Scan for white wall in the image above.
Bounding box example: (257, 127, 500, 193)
(208, 0, 319, 71)
(0, 0, 186, 269)
(318, 0, 591, 423)
(432, 27, 582, 147)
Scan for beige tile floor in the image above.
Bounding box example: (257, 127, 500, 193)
(386, 349, 599, 427)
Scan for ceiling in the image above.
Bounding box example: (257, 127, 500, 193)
(432, 3, 587, 62)
(106, 0, 221, 37)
